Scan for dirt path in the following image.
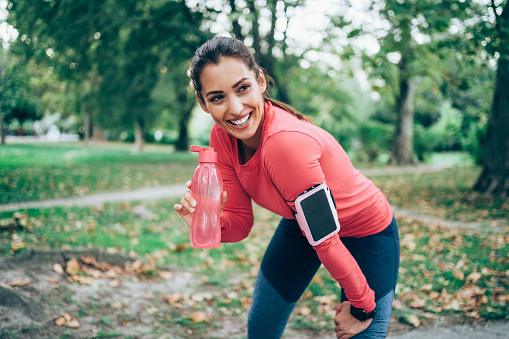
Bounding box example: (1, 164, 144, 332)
(2, 163, 505, 234)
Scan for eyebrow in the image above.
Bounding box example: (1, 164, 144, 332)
(205, 77, 250, 98)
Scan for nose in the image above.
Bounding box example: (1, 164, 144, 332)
(227, 96, 243, 116)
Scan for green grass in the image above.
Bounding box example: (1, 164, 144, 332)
(1, 144, 508, 334)
(371, 166, 509, 222)
(1, 143, 197, 204)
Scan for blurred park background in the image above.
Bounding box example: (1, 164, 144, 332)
(0, 0, 508, 338)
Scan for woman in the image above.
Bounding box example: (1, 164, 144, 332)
(174, 36, 400, 339)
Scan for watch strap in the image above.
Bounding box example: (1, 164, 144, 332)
(350, 304, 376, 321)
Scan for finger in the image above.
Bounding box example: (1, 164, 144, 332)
(336, 303, 343, 312)
(181, 194, 196, 213)
(183, 191, 196, 207)
(186, 180, 192, 189)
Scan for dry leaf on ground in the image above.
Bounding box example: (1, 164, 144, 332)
(65, 258, 81, 275)
(8, 278, 31, 286)
(187, 311, 209, 323)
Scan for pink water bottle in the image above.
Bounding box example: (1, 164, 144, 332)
(189, 146, 223, 248)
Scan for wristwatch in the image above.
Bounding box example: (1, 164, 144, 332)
(350, 305, 376, 321)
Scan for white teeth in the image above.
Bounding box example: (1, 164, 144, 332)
(230, 113, 251, 126)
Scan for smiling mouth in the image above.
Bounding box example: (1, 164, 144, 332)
(228, 113, 252, 127)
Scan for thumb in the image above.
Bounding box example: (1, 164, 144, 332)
(336, 301, 348, 313)
(220, 191, 228, 210)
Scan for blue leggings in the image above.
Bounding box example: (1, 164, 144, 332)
(247, 216, 400, 338)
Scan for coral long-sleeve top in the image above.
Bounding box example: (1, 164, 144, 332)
(209, 100, 393, 312)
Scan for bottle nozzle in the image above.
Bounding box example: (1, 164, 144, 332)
(191, 145, 217, 163)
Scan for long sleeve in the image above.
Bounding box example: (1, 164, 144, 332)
(210, 127, 254, 243)
(262, 131, 376, 312)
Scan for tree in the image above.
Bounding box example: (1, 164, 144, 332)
(7, 0, 205, 152)
(208, 0, 307, 103)
(332, 0, 478, 164)
(473, 0, 509, 196)
(0, 47, 30, 144)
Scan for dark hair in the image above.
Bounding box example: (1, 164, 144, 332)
(189, 37, 311, 122)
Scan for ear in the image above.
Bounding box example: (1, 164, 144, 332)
(196, 93, 210, 113)
(258, 69, 267, 92)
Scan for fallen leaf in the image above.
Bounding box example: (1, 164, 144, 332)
(466, 311, 481, 319)
(8, 278, 31, 287)
(68, 275, 95, 285)
(299, 306, 311, 316)
(420, 284, 433, 292)
(163, 293, 183, 304)
(174, 243, 188, 252)
(466, 271, 482, 283)
(104, 269, 118, 279)
(80, 255, 96, 265)
(454, 270, 464, 280)
(187, 311, 208, 323)
(109, 279, 121, 287)
(158, 271, 173, 280)
(241, 296, 252, 308)
(405, 314, 420, 327)
(409, 298, 426, 309)
(65, 258, 81, 275)
(54, 312, 80, 328)
(55, 317, 66, 326)
(111, 301, 123, 309)
(53, 263, 64, 274)
(48, 277, 59, 284)
(392, 299, 403, 309)
(66, 319, 80, 328)
(10, 241, 26, 251)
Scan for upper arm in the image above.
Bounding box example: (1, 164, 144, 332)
(263, 131, 325, 208)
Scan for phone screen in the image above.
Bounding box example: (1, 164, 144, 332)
(300, 188, 338, 242)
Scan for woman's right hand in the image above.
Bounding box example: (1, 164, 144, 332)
(173, 180, 228, 228)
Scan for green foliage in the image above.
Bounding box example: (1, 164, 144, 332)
(463, 114, 488, 165)
(413, 124, 436, 162)
(6, 0, 206, 149)
(0, 143, 197, 204)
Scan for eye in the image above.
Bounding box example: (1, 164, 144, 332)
(210, 95, 224, 103)
(238, 84, 250, 92)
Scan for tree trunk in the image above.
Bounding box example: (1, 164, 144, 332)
(83, 109, 91, 149)
(390, 77, 417, 165)
(473, 47, 509, 196)
(0, 112, 5, 145)
(175, 116, 189, 152)
(229, 0, 243, 40)
(391, 57, 416, 165)
(175, 91, 192, 152)
(248, 0, 261, 59)
(134, 118, 145, 153)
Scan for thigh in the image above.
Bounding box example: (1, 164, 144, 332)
(340, 216, 400, 338)
(248, 218, 322, 339)
(260, 217, 322, 303)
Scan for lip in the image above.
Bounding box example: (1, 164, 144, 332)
(227, 112, 252, 129)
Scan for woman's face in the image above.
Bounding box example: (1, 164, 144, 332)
(198, 57, 267, 149)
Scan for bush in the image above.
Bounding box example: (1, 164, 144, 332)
(463, 116, 487, 165)
(413, 124, 438, 162)
(352, 121, 393, 163)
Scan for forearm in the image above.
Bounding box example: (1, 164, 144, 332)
(220, 209, 254, 242)
(314, 235, 376, 312)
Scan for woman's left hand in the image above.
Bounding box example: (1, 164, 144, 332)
(334, 301, 372, 338)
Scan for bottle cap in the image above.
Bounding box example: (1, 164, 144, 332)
(190, 145, 217, 163)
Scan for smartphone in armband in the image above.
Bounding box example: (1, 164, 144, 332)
(294, 183, 340, 246)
